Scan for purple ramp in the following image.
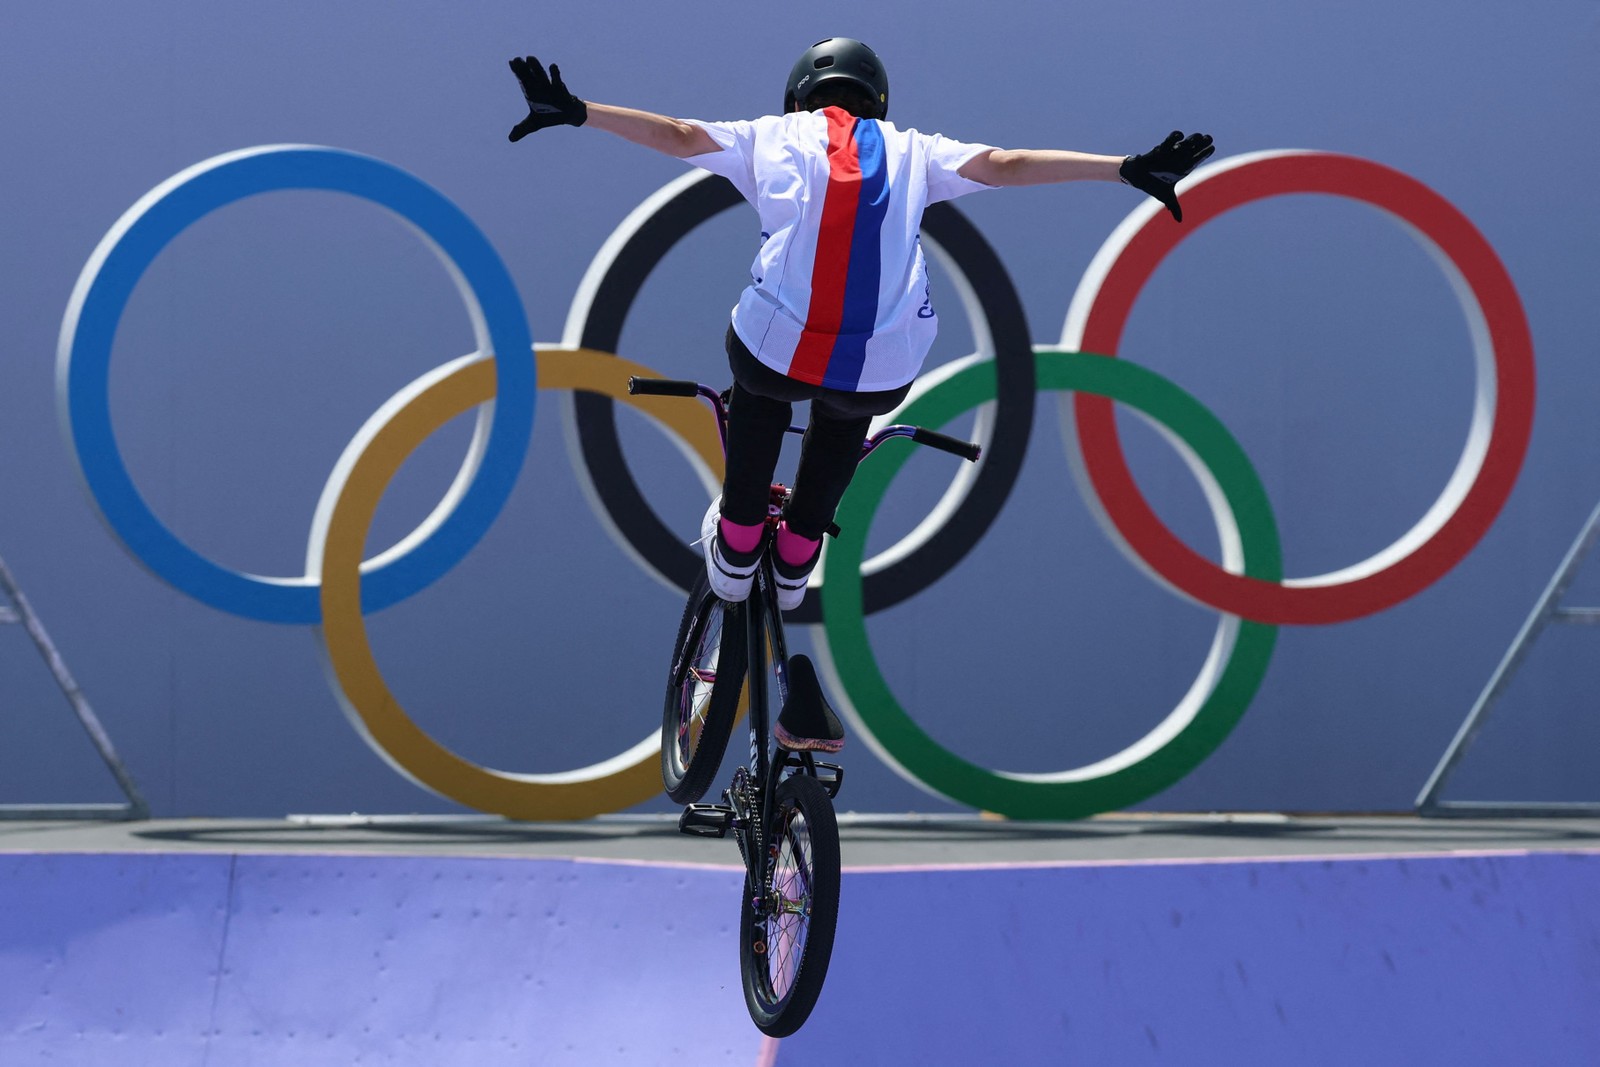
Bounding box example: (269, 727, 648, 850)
(0, 853, 759, 1065)
(776, 851, 1600, 1065)
(204, 854, 754, 1065)
(0, 853, 234, 1062)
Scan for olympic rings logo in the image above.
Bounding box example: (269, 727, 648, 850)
(57, 145, 1533, 821)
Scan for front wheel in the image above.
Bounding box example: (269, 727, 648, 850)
(661, 572, 747, 804)
(739, 773, 841, 1037)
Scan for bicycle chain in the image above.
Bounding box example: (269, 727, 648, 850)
(729, 767, 762, 891)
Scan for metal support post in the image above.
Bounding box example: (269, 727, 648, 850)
(1417, 499, 1600, 817)
(0, 550, 148, 820)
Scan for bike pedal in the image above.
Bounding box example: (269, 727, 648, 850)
(813, 762, 845, 799)
(679, 804, 735, 838)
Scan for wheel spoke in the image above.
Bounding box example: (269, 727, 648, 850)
(676, 610, 725, 762)
(663, 579, 745, 806)
(738, 774, 837, 1035)
(762, 803, 814, 1000)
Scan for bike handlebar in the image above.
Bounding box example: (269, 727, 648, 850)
(624, 377, 982, 464)
(911, 426, 983, 463)
(626, 376, 701, 398)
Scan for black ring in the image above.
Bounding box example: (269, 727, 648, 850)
(568, 171, 1034, 622)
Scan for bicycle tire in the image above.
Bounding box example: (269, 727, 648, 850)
(660, 571, 747, 804)
(739, 773, 842, 1037)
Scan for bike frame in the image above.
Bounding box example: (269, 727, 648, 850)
(735, 514, 843, 904)
(736, 550, 784, 887)
(629, 374, 976, 908)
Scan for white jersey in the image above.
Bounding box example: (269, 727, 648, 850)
(685, 108, 995, 392)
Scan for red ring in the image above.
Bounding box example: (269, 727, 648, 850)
(1072, 151, 1534, 625)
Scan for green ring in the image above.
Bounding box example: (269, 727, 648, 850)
(815, 349, 1282, 819)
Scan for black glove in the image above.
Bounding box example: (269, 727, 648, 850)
(1119, 131, 1215, 222)
(508, 56, 588, 141)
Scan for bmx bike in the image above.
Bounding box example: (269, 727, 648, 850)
(628, 375, 980, 1035)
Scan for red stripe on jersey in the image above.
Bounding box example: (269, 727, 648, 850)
(788, 108, 863, 384)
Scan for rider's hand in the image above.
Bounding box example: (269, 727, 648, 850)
(1119, 131, 1215, 222)
(508, 56, 588, 142)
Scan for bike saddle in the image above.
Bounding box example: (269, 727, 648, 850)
(775, 654, 845, 753)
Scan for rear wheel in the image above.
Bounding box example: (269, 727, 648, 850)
(739, 773, 841, 1037)
(661, 572, 747, 804)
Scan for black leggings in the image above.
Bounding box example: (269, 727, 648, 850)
(721, 326, 913, 539)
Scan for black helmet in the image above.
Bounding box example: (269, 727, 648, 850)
(784, 38, 889, 119)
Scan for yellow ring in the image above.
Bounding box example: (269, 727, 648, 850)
(317, 348, 724, 819)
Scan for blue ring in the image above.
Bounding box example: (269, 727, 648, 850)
(57, 146, 534, 623)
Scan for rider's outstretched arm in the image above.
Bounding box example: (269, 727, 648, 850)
(585, 103, 719, 158)
(506, 55, 716, 158)
(960, 132, 1216, 221)
(958, 149, 1126, 187)
(505, 55, 1214, 222)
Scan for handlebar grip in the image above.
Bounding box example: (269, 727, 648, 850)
(912, 427, 983, 463)
(626, 376, 701, 397)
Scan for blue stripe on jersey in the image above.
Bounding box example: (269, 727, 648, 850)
(821, 119, 889, 391)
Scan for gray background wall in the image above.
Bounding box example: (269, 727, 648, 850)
(3, 2, 1596, 817)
